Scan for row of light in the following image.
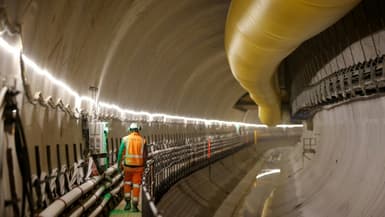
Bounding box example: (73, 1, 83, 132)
(0, 36, 303, 128)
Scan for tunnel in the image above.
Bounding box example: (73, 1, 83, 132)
(0, 0, 385, 216)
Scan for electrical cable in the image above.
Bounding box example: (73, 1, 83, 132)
(15, 105, 34, 217)
(4, 89, 35, 217)
(0, 86, 8, 217)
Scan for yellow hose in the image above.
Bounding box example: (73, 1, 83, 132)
(225, 0, 360, 126)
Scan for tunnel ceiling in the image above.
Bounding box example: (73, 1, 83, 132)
(7, 0, 247, 121)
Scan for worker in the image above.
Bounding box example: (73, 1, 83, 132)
(117, 123, 147, 212)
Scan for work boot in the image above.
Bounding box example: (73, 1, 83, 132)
(124, 200, 131, 210)
(131, 202, 139, 212)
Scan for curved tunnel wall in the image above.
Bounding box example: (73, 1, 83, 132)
(154, 94, 385, 217)
(274, 96, 385, 217)
(0, 0, 254, 203)
(5, 0, 246, 121)
(286, 0, 385, 102)
(157, 133, 302, 217)
(2, 0, 385, 216)
(272, 1, 385, 215)
(163, 97, 385, 217)
(0, 1, 285, 215)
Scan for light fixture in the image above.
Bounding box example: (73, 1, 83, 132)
(256, 169, 281, 179)
(0, 37, 303, 128)
(276, 124, 304, 128)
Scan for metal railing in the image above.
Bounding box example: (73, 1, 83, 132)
(140, 132, 251, 216)
(31, 131, 251, 217)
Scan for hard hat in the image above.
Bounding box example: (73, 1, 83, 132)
(129, 123, 139, 131)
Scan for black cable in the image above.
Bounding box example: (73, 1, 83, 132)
(14, 112, 34, 217)
(6, 148, 20, 217)
(4, 89, 34, 217)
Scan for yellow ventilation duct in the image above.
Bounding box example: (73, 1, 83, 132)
(225, 0, 360, 126)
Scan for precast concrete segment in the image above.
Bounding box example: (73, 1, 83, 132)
(157, 135, 301, 217)
(225, 96, 385, 217)
(287, 96, 385, 217)
(214, 146, 301, 217)
(236, 147, 301, 217)
(8, 0, 245, 121)
(225, 0, 360, 125)
(0, 36, 296, 127)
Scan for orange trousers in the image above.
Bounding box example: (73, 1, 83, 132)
(124, 166, 144, 203)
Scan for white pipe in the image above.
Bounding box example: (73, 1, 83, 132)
(110, 181, 123, 195)
(39, 165, 117, 217)
(38, 176, 101, 217)
(88, 194, 111, 217)
(69, 174, 122, 217)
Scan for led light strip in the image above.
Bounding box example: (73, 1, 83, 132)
(256, 169, 281, 179)
(0, 37, 303, 128)
(276, 124, 304, 128)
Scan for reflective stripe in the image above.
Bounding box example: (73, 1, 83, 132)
(126, 154, 143, 159)
(124, 181, 132, 185)
(132, 197, 139, 202)
(124, 193, 131, 198)
(125, 137, 130, 159)
(141, 138, 145, 155)
(133, 184, 140, 188)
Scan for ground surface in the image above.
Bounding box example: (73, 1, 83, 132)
(157, 135, 300, 217)
(108, 134, 301, 217)
(109, 200, 142, 217)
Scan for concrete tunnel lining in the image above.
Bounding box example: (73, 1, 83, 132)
(6, 0, 246, 122)
(288, 96, 385, 217)
(157, 134, 302, 217)
(1, 0, 385, 216)
(160, 96, 385, 217)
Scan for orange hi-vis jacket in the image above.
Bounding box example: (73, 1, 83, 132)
(124, 132, 145, 166)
